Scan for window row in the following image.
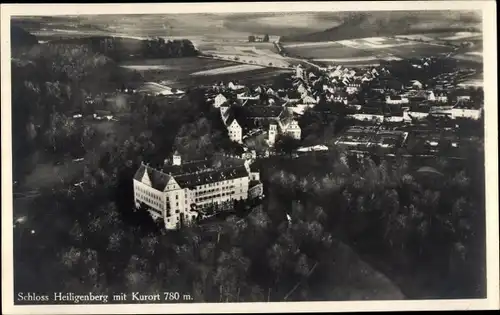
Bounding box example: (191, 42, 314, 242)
(136, 187, 161, 201)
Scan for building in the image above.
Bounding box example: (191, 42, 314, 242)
(297, 83, 308, 95)
(282, 119, 301, 140)
(335, 126, 408, 151)
(410, 80, 424, 89)
(267, 123, 278, 146)
(346, 80, 362, 94)
(214, 93, 228, 108)
(237, 91, 260, 101)
(221, 110, 244, 143)
(435, 92, 448, 103)
(295, 65, 305, 80)
(386, 95, 409, 105)
(228, 81, 245, 91)
(133, 154, 262, 230)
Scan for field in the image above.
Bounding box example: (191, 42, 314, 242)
(187, 68, 292, 87)
(120, 56, 289, 88)
(284, 42, 374, 59)
(452, 51, 483, 65)
(397, 31, 482, 42)
(457, 70, 484, 88)
(283, 35, 457, 63)
(120, 57, 241, 88)
(191, 64, 265, 76)
(202, 43, 291, 68)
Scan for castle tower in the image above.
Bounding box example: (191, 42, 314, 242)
(173, 151, 181, 166)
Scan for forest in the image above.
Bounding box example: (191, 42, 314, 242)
(12, 29, 486, 302)
(49, 36, 198, 62)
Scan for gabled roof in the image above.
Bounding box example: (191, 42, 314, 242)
(134, 164, 172, 191)
(174, 165, 249, 189)
(387, 95, 402, 100)
(243, 105, 284, 118)
(163, 160, 212, 176)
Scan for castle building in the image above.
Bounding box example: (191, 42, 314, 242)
(133, 153, 262, 230)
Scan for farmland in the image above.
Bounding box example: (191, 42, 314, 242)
(284, 42, 374, 59)
(119, 57, 238, 87)
(283, 36, 457, 64)
(201, 42, 291, 68)
(191, 64, 265, 76)
(120, 56, 289, 88)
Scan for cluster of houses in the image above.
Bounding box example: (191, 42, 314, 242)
(207, 81, 303, 150)
(295, 62, 483, 123)
(203, 59, 482, 157)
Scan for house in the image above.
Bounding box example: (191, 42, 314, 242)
(301, 94, 318, 105)
(348, 107, 385, 123)
(266, 87, 276, 96)
(450, 108, 482, 120)
(435, 92, 448, 103)
(332, 91, 349, 105)
(346, 81, 362, 94)
(133, 154, 262, 230)
(449, 99, 482, 120)
(237, 91, 260, 101)
(222, 111, 243, 143)
(282, 119, 301, 140)
(361, 75, 372, 83)
(456, 94, 471, 101)
(386, 95, 409, 105)
(408, 90, 429, 102)
(426, 91, 436, 102)
(329, 68, 343, 78)
(410, 80, 424, 89)
(295, 65, 305, 79)
(297, 83, 308, 95)
(214, 93, 228, 108)
(228, 81, 245, 91)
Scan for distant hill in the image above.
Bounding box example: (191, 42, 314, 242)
(281, 11, 482, 42)
(11, 26, 38, 48)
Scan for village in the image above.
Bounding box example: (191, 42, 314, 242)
(200, 56, 482, 159)
(131, 54, 483, 230)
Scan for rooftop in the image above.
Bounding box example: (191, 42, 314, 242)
(135, 158, 249, 190)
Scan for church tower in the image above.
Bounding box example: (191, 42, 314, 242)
(268, 123, 277, 147)
(173, 151, 182, 166)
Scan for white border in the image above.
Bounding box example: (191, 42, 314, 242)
(1, 2, 498, 314)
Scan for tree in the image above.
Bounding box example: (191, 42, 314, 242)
(275, 134, 301, 156)
(248, 35, 256, 43)
(263, 34, 270, 42)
